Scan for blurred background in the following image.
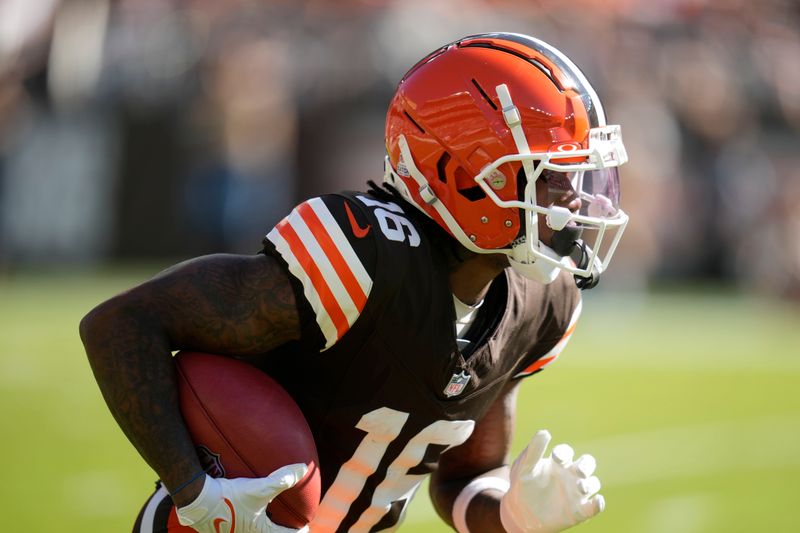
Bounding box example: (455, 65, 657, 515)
(3, 0, 800, 294)
(1, 0, 799, 531)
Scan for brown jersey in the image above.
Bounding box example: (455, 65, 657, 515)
(256, 190, 581, 532)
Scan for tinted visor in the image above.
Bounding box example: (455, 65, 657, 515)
(540, 167, 621, 221)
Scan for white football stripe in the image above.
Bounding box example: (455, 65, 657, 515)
(307, 197, 372, 296)
(506, 32, 607, 125)
(287, 210, 359, 321)
(139, 484, 169, 533)
(267, 226, 339, 349)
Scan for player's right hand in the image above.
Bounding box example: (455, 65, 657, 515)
(176, 464, 309, 533)
(499, 430, 604, 532)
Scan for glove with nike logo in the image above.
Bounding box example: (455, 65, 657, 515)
(499, 430, 604, 533)
(176, 464, 309, 533)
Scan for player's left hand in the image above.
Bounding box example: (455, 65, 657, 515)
(175, 464, 309, 533)
(499, 430, 604, 533)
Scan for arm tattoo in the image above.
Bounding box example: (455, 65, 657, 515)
(152, 253, 301, 354)
(79, 254, 300, 503)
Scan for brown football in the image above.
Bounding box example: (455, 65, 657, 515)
(174, 351, 320, 528)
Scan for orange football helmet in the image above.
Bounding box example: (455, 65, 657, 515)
(384, 33, 628, 286)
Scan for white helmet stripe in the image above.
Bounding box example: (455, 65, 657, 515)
(491, 32, 607, 127)
(496, 84, 535, 176)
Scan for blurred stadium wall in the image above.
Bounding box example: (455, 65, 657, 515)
(1, 0, 799, 298)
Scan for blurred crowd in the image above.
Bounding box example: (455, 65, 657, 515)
(0, 0, 798, 298)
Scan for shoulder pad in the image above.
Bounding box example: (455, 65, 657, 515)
(266, 196, 374, 350)
(514, 296, 582, 378)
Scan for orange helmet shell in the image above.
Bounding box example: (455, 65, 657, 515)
(385, 33, 597, 249)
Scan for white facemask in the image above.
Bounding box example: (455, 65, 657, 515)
(508, 241, 573, 284)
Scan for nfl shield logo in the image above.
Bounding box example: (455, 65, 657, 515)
(196, 445, 226, 478)
(444, 370, 471, 398)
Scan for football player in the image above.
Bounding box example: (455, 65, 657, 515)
(81, 33, 628, 533)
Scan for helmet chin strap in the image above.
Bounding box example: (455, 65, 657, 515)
(550, 225, 584, 257)
(510, 239, 603, 289)
(512, 225, 604, 289)
(569, 241, 603, 290)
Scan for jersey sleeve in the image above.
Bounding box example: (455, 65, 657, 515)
(262, 195, 376, 351)
(512, 294, 582, 379)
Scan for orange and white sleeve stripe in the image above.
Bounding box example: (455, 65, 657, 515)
(515, 298, 582, 377)
(266, 198, 373, 350)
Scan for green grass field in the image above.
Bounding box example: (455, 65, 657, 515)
(2, 268, 799, 532)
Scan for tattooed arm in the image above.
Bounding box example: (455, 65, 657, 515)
(79, 254, 301, 507)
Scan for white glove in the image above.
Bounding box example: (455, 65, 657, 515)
(499, 430, 604, 533)
(176, 464, 309, 533)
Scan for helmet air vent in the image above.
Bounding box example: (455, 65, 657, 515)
(461, 42, 563, 91)
(436, 152, 451, 183)
(459, 186, 488, 202)
(403, 111, 425, 134)
(471, 78, 498, 110)
(526, 58, 561, 90)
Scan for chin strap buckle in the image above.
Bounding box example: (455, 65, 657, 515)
(419, 184, 438, 204)
(570, 241, 601, 290)
(575, 272, 600, 290)
(496, 84, 536, 179)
